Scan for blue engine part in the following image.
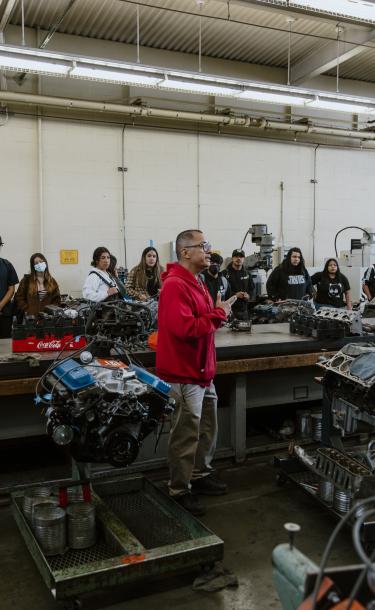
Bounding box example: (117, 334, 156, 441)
(51, 359, 95, 391)
(130, 364, 171, 396)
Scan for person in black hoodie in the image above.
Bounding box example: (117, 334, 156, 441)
(201, 253, 231, 305)
(266, 247, 312, 301)
(223, 249, 254, 320)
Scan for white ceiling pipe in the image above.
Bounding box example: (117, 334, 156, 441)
(1, 89, 375, 140)
(0, 90, 260, 126)
(265, 120, 375, 139)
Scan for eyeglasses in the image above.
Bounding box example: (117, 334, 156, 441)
(184, 241, 212, 253)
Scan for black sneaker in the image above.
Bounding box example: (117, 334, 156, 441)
(191, 475, 228, 496)
(174, 493, 206, 516)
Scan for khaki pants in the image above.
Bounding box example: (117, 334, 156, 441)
(168, 381, 218, 497)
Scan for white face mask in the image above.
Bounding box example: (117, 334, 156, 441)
(34, 261, 47, 273)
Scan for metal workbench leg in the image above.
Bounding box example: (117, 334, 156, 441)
(230, 373, 247, 463)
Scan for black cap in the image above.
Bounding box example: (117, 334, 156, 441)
(210, 252, 223, 265)
(232, 249, 245, 258)
(0, 236, 4, 246)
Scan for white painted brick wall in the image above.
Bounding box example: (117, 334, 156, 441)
(1, 117, 375, 296)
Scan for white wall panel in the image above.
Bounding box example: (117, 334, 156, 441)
(123, 129, 198, 270)
(198, 136, 315, 261)
(41, 121, 123, 295)
(1, 116, 375, 298)
(0, 116, 38, 279)
(315, 148, 375, 263)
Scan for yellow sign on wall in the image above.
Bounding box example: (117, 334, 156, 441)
(60, 250, 78, 264)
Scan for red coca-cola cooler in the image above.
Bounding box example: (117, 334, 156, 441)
(12, 334, 87, 353)
(12, 316, 87, 353)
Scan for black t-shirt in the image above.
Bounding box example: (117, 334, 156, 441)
(364, 265, 375, 299)
(224, 264, 254, 314)
(0, 258, 19, 316)
(201, 270, 231, 304)
(311, 271, 350, 307)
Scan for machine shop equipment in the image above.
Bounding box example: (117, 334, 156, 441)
(276, 342, 375, 545)
(273, 518, 375, 609)
(337, 227, 375, 270)
(337, 226, 375, 302)
(239, 223, 275, 297)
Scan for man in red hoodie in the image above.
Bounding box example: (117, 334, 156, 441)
(156, 229, 236, 515)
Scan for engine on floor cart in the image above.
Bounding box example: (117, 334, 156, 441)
(37, 348, 173, 467)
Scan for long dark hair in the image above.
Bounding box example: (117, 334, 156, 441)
(91, 246, 110, 268)
(28, 253, 55, 296)
(133, 247, 163, 290)
(282, 247, 306, 274)
(322, 258, 341, 279)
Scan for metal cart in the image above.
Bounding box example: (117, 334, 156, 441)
(12, 474, 224, 609)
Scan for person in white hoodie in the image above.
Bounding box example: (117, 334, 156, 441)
(82, 246, 118, 302)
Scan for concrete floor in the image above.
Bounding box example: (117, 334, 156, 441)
(0, 457, 359, 610)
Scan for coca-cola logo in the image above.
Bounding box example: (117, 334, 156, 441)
(37, 340, 62, 349)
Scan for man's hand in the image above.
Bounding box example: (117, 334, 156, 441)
(216, 293, 237, 316)
(107, 287, 118, 296)
(235, 291, 246, 299)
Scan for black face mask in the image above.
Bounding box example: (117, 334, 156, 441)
(209, 264, 220, 275)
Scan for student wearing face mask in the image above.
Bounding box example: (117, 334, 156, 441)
(14, 253, 60, 316)
(200, 253, 231, 305)
(0, 236, 19, 338)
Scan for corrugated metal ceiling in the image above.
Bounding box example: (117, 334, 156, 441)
(6, 0, 375, 82)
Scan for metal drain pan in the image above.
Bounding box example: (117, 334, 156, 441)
(12, 475, 223, 602)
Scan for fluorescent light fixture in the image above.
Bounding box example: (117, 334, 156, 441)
(238, 90, 311, 106)
(158, 78, 239, 97)
(290, 0, 375, 23)
(306, 98, 375, 114)
(70, 66, 161, 87)
(0, 54, 69, 75)
(2, 43, 375, 116)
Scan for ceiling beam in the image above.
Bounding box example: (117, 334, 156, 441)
(291, 26, 375, 84)
(0, 0, 17, 32)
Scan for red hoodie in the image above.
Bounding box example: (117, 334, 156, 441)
(156, 262, 227, 386)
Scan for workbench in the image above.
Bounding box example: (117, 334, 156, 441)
(0, 325, 371, 466)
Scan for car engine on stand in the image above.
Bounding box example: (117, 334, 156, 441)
(36, 339, 174, 467)
(33, 297, 172, 468)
